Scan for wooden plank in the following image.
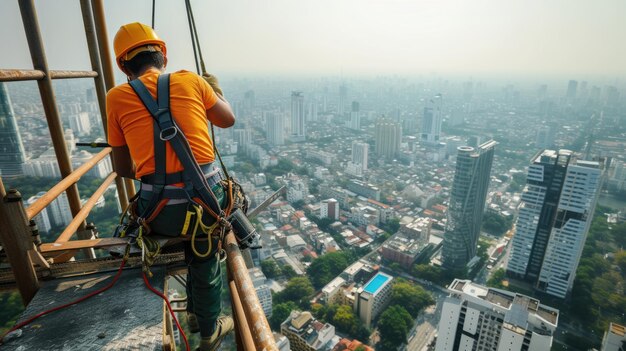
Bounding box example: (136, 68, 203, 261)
(40, 237, 128, 253)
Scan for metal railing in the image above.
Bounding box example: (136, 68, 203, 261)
(0, 1, 277, 349)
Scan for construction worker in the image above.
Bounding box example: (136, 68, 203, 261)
(107, 22, 235, 351)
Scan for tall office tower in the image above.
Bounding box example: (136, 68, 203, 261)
(248, 267, 272, 317)
(290, 91, 305, 142)
(442, 141, 496, 270)
(244, 90, 255, 109)
(435, 279, 559, 351)
(266, 113, 285, 146)
(306, 101, 318, 122)
(535, 124, 556, 149)
(233, 128, 253, 153)
(338, 84, 347, 115)
(375, 117, 402, 159)
(420, 94, 443, 145)
(349, 101, 360, 130)
(69, 112, 91, 136)
(25, 194, 52, 234)
(507, 150, 604, 299)
(351, 141, 368, 171)
(566, 80, 578, 100)
(0, 82, 26, 178)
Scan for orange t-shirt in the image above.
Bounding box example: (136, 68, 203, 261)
(106, 69, 218, 179)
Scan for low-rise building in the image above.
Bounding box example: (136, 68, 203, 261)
(602, 322, 626, 351)
(353, 272, 393, 328)
(281, 311, 337, 351)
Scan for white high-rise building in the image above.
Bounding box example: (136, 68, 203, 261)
(435, 279, 559, 351)
(69, 112, 91, 136)
(348, 101, 360, 130)
(338, 85, 347, 115)
(375, 118, 402, 159)
(248, 267, 272, 317)
(507, 150, 605, 299)
(265, 113, 285, 146)
(290, 91, 305, 142)
(351, 141, 368, 171)
(420, 94, 442, 145)
(535, 124, 556, 149)
(26, 194, 52, 234)
(48, 192, 73, 227)
(537, 159, 604, 298)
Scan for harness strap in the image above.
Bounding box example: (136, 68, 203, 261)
(128, 74, 224, 221)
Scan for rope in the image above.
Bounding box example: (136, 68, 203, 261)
(0, 247, 130, 345)
(142, 271, 190, 351)
(184, 0, 200, 74)
(151, 0, 156, 28)
(185, 0, 207, 74)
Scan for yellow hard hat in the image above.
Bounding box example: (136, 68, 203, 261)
(113, 22, 166, 71)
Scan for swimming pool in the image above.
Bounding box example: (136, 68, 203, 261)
(363, 274, 390, 294)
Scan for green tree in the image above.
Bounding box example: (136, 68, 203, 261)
(306, 252, 351, 289)
(282, 265, 297, 279)
(273, 277, 314, 308)
(389, 280, 434, 318)
(261, 259, 282, 279)
(487, 268, 506, 289)
(0, 291, 24, 335)
(377, 305, 413, 349)
(270, 302, 297, 330)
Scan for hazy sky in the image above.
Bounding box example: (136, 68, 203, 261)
(1, 0, 625, 79)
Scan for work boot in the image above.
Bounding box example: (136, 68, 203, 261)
(197, 316, 234, 351)
(187, 312, 200, 333)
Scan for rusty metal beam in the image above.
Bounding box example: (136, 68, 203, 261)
(91, 0, 136, 201)
(229, 280, 256, 351)
(0, 69, 98, 82)
(225, 231, 277, 350)
(55, 172, 117, 243)
(79, 0, 128, 211)
(25, 147, 112, 220)
(18, 0, 86, 238)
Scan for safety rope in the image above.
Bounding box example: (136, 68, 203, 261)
(151, 0, 156, 29)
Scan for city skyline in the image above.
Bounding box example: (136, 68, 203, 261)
(2, 1, 626, 79)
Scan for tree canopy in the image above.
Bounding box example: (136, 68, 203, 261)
(377, 305, 413, 349)
(389, 279, 434, 318)
(273, 276, 314, 308)
(306, 252, 352, 289)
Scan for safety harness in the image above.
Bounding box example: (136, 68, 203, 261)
(117, 73, 245, 275)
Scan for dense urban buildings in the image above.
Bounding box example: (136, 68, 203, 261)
(507, 150, 605, 298)
(442, 140, 496, 270)
(0, 82, 25, 178)
(435, 279, 559, 351)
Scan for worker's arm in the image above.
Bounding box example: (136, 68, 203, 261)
(206, 97, 235, 128)
(111, 145, 136, 179)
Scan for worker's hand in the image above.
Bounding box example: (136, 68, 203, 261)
(202, 73, 223, 97)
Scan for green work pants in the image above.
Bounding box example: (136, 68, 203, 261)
(138, 185, 226, 337)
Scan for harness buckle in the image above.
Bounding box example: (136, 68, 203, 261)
(159, 126, 178, 141)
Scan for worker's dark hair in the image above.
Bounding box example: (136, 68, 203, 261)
(123, 51, 165, 76)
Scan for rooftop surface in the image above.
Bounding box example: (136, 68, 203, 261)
(2, 266, 167, 351)
(363, 272, 391, 294)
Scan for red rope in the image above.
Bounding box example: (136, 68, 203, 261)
(142, 271, 190, 351)
(0, 260, 127, 344)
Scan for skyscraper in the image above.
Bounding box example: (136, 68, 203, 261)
(265, 113, 285, 146)
(435, 279, 559, 351)
(375, 117, 401, 159)
(0, 82, 26, 178)
(349, 101, 360, 130)
(442, 140, 496, 270)
(351, 141, 368, 171)
(420, 94, 442, 145)
(338, 84, 347, 115)
(290, 91, 305, 142)
(535, 124, 556, 149)
(507, 150, 604, 299)
(566, 80, 578, 100)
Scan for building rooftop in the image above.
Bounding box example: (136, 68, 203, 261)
(610, 322, 626, 336)
(363, 272, 392, 295)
